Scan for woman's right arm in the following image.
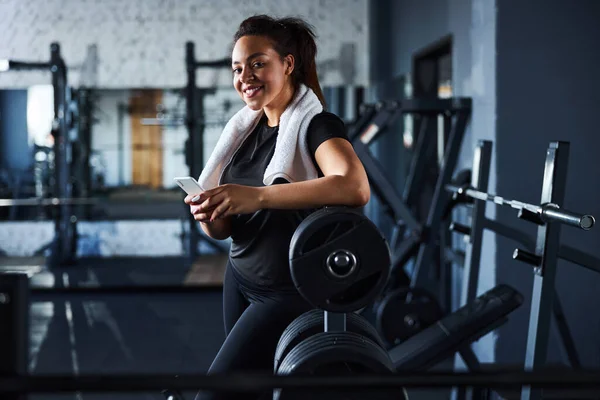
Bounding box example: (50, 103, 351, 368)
(185, 195, 232, 240)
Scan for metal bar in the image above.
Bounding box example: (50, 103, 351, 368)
(30, 285, 222, 300)
(440, 220, 452, 312)
(403, 116, 435, 206)
(542, 206, 595, 230)
(2, 370, 600, 393)
(1, 60, 51, 71)
(77, 88, 93, 219)
(453, 141, 492, 400)
(324, 311, 347, 332)
(411, 108, 470, 289)
(399, 97, 472, 114)
(521, 141, 570, 400)
(483, 218, 600, 275)
(353, 141, 421, 231)
(483, 219, 533, 250)
(458, 346, 482, 371)
(185, 41, 200, 263)
(0, 198, 101, 207)
(460, 140, 492, 306)
(445, 186, 595, 231)
(388, 235, 419, 288)
(49, 42, 76, 268)
(458, 346, 488, 400)
(552, 295, 581, 369)
(558, 245, 600, 274)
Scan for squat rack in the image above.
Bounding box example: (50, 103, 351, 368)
(350, 97, 472, 309)
(183, 42, 230, 263)
(446, 140, 596, 400)
(0, 43, 81, 268)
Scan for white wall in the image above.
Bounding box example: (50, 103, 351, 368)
(0, 0, 369, 89)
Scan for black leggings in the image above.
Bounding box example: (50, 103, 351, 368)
(194, 261, 312, 400)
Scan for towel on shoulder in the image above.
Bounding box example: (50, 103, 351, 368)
(197, 84, 324, 190)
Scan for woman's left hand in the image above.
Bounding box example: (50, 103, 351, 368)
(197, 184, 263, 221)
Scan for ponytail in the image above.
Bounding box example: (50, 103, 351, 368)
(233, 15, 327, 108)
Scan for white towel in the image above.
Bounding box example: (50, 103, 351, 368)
(197, 84, 324, 190)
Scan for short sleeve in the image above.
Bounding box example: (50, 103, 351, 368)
(306, 112, 350, 161)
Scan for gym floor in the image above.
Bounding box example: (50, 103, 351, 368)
(9, 255, 450, 400)
(11, 256, 224, 400)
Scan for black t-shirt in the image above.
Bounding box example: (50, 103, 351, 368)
(220, 111, 349, 288)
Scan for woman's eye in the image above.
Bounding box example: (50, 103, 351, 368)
(232, 68, 241, 74)
(253, 62, 264, 68)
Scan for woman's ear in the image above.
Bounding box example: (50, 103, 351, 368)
(284, 54, 295, 76)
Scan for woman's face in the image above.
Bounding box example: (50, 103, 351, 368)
(231, 35, 294, 111)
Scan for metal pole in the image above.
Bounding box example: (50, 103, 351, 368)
(185, 42, 199, 263)
(520, 142, 570, 400)
(49, 42, 76, 267)
(410, 104, 471, 289)
(460, 140, 492, 306)
(78, 89, 93, 219)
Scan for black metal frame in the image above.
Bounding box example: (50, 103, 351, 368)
(1, 44, 76, 268)
(351, 98, 471, 307)
(1, 368, 600, 395)
(69, 87, 94, 220)
(184, 42, 230, 263)
(446, 140, 597, 400)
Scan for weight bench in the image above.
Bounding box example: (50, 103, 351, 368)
(388, 284, 523, 371)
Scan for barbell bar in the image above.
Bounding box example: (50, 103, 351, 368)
(0, 197, 102, 207)
(445, 183, 595, 231)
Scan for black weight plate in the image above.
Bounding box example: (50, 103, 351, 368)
(289, 207, 391, 312)
(376, 287, 443, 346)
(274, 309, 385, 372)
(275, 331, 407, 400)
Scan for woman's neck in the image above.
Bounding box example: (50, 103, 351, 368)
(263, 83, 295, 127)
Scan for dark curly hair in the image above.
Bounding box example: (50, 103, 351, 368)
(233, 15, 326, 107)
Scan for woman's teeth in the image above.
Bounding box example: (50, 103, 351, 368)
(245, 86, 263, 97)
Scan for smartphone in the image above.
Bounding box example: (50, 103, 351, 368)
(174, 176, 204, 196)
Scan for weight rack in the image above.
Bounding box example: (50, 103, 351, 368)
(350, 97, 472, 309)
(446, 140, 596, 400)
(0, 44, 77, 268)
(183, 42, 231, 263)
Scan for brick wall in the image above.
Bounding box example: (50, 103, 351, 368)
(0, 0, 369, 88)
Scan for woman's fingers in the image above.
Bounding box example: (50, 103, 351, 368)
(185, 193, 209, 205)
(210, 203, 231, 221)
(193, 212, 211, 222)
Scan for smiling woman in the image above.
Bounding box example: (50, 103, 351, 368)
(185, 15, 370, 400)
(230, 17, 327, 123)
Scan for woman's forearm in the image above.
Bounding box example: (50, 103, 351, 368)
(199, 217, 232, 240)
(258, 174, 370, 210)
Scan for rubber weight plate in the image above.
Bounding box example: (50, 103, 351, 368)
(274, 331, 407, 400)
(274, 309, 384, 372)
(289, 207, 391, 312)
(376, 287, 443, 346)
